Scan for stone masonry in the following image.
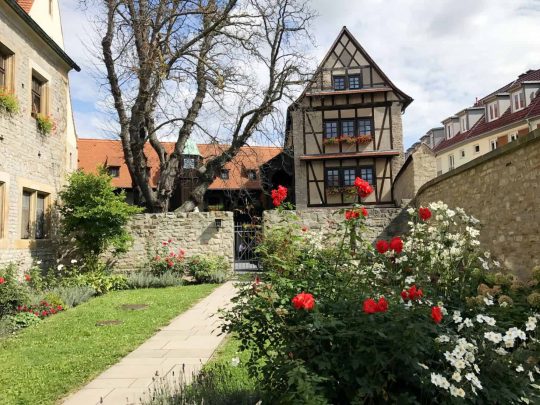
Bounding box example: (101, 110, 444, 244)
(415, 129, 540, 279)
(0, 2, 77, 270)
(112, 211, 235, 272)
(263, 206, 408, 242)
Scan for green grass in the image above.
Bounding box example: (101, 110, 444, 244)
(0, 284, 217, 405)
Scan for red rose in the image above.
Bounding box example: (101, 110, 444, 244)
(345, 210, 360, 221)
(292, 292, 315, 310)
(354, 177, 374, 198)
(402, 285, 423, 301)
(361, 207, 368, 217)
(431, 306, 443, 324)
(389, 237, 403, 254)
(376, 297, 388, 312)
(41, 310, 48, 317)
(24, 274, 31, 282)
(400, 290, 408, 301)
(57, 305, 63, 311)
(271, 185, 288, 207)
(0, 277, 5, 285)
(419, 207, 432, 221)
(376, 240, 389, 254)
(363, 298, 378, 314)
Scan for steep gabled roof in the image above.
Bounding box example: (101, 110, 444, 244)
(4, 0, 80, 71)
(294, 26, 413, 110)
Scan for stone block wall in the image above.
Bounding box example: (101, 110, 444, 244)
(111, 211, 235, 272)
(394, 143, 437, 205)
(415, 129, 540, 279)
(263, 206, 408, 242)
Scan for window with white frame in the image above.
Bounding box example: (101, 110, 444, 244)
(490, 139, 497, 151)
(21, 189, 50, 240)
(508, 133, 518, 142)
(473, 144, 480, 153)
(448, 155, 455, 170)
(460, 149, 465, 159)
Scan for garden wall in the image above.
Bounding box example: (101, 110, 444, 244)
(263, 206, 408, 242)
(111, 211, 235, 272)
(415, 128, 540, 280)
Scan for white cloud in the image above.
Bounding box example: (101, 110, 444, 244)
(60, 0, 540, 147)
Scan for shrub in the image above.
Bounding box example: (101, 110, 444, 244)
(16, 300, 64, 319)
(59, 169, 143, 260)
(0, 264, 28, 318)
(126, 271, 184, 289)
(0, 88, 19, 114)
(223, 200, 540, 404)
(185, 255, 230, 284)
(35, 113, 55, 134)
(48, 285, 96, 307)
(71, 272, 128, 295)
(4, 312, 41, 331)
(148, 239, 186, 275)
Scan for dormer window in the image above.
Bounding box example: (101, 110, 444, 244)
(333, 76, 346, 91)
(107, 166, 120, 177)
(513, 92, 525, 111)
(247, 170, 257, 180)
(349, 75, 362, 90)
(220, 169, 229, 180)
(461, 117, 467, 132)
(182, 156, 196, 169)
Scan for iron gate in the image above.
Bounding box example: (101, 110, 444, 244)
(234, 223, 261, 271)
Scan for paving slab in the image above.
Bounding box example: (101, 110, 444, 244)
(61, 282, 237, 405)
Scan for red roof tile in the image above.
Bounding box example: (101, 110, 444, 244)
(16, 0, 34, 13)
(77, 139, 282, 190)
(479, 68, 540, 103)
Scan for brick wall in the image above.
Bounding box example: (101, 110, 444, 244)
(415, 129, 540, 279)
(263, 206, 408, 242)
(111, 211, 235, 272)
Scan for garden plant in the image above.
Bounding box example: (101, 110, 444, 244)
(222, 181, 540, 404)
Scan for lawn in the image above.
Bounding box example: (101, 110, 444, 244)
(0, 284, 217, 405)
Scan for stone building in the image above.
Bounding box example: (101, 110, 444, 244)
(433, 69, 540, 175)
(0, 0, 79, 267)
(285, 27, 413, 208)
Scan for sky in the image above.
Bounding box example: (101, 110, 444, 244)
(60, 0, 540, 149)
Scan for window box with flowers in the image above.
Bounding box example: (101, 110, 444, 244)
(356, 134, 373, 144)
(0, 88, 19, 114)
(35, 113, 55, 135)
(326, 186, 357, 196)
(322, 137, 339, 146)
(339, 135, 358, 145)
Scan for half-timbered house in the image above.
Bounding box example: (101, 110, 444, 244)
(286, 27, 412, 208)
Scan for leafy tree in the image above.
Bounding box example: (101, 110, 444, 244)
(59, 169, 143, 260)
(88, 0, 315, 212)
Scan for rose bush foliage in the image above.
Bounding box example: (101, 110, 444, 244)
(223, 196, 540, 404)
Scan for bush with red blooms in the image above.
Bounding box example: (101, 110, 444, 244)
(148, 239, 186, 275)
(0, 263, 28, 318)
(223, 202, 539, 404)
(375, 236, 403, 254)
(418, 206, 432, 221)
(17, 300, 64, 319)
(271, 185, 288, 207)
(291, 292, 315, 310)
(354, 177, 374, 198)
(344, 207, 368, 221)
(401, 285, 423, 301)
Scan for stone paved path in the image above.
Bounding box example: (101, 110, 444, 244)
(62, 282, 237, 405)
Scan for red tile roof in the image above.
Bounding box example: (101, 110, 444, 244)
(16, 0, 34, 13)
(434, 69, 540, 153)
(77, 139, 282, 191)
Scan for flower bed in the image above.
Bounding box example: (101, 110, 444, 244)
(222, 183, 540, 404)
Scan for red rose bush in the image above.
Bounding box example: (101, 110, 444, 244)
(223, 202, 540, 404)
